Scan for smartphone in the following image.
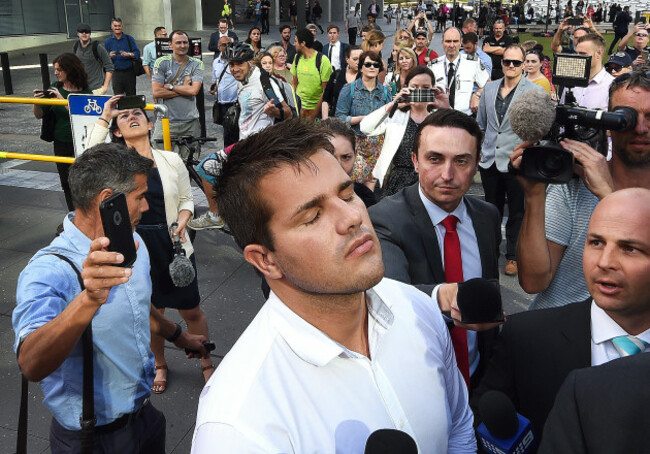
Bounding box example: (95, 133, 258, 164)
(116, 95, 146, 110)
(642, 50, 649, 62)
(407, 88, 436, 103)
(639, 17, 647, 24)
(35, 89, 56, 98)
(568, 17, 583, 26)
(99, 192, 137, 267)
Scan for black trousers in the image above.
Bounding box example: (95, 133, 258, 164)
(53, 140, 75, 211)
(49, 401, 165, 454)
(479, 163, 525, 260)
(348, 27, 357, 46)
(112, 68, 137, 95)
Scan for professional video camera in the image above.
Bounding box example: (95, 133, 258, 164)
(508, 53, 637, 184)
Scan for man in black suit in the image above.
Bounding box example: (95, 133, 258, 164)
(322, 25, 349, 71)
(540, 354, 650, 454)
(472, 187, 650, 446)
(208, 19, 239, 58)
(368, 109, 501, 389)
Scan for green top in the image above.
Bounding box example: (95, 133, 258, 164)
(43, 85, 92, 142)
(290, 52, 333, 110)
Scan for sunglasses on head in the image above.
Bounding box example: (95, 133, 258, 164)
(502, 59, 523, 67)
(363, 62, 381, 69)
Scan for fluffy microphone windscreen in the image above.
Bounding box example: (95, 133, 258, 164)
(479, 391, 520, 440)
(508, 89, 557, 143)
(169, 254, 196, 288)
(456, 278, 504, 324)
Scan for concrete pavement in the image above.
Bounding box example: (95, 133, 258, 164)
(0, 18, 533, 453)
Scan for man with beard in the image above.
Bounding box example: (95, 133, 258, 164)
(269, 25, 297, 67)
(191, 120, 475, 453)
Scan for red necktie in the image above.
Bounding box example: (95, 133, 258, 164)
(441, 215, 470, 388)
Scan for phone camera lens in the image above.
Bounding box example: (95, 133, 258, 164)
(113, 211, 122, 225)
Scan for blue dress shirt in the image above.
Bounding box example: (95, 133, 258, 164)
(104, 34, 141, 71)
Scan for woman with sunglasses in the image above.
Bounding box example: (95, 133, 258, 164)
(335, 51, 392, 190)
(86, 96, 215, 393)
(524, 50, 553, 96)
(245, 27, 263, 55)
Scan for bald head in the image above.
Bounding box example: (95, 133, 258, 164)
(583, 188, 650, 335)
(443, 28, 462, 60)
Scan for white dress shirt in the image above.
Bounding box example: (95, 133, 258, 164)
(590, 300, 650, 366)
(328, 40, 341, 70)
(419, 187, 482, 376)
(192, 278, 476, 453)
(429, 54, 489, 115)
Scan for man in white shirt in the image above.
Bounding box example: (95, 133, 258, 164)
(322, 24, 349, 71)
(429, 27, 489, 115)
(473, 187, 650, 447)
(191, 119, 476, 453)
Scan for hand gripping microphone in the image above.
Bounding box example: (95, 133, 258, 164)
(456, 278, 504, 324)
(477, 391, 536, 454)
(364, 429, 418, 454)
(168, 222, 196, 288)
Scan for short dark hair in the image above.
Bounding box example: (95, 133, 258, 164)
(219, 18, 228, 25)
(111, 17, 122, 24)
(108, 108, 152, 143)
(53, 53, 89, 91)
(413, 109, 483, 161)
(295, 28, 314, 48)
(327, 24, 339, 32)
(462, 32, 478, 45)
(169, 29, 189, 42)
(279, 24, 291, 33)
(319, 118, 356, 154)
(404, 65, 435, 87)
(608, 69, 650, 110)
(361, 25, 374, 34)
(358, 50, 384, 73)
(68, 143, 153, 212)
(503, 44, 526, 60)
(576, 32, 606, 50)
(462, 18, 477, 28)
(215, 120, 334, 250)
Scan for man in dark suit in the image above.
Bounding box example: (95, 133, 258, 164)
(208, 19, 239, 58)
(322, 24, 349, 71)
(472, 188, 650, 447)
(540, 354, 650, 454)
(369, 109, 501, 388)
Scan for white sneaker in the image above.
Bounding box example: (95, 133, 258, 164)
(187, 212, 225, 230)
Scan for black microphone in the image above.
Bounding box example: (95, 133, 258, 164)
(364, 429, 418, 454)
(168, 222, 196, 287)
(477, 391, 536, 454)
(456, 278, 504, 324)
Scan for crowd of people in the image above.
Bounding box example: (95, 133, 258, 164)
(13, 8, 650, 453)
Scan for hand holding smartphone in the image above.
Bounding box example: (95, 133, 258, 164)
(99, 192, 138, 267)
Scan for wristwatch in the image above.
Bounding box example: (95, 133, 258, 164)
(168, 84, 174, 91)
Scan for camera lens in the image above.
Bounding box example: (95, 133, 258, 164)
(113, 211, 122, 225)
(539, 152, 566, 178)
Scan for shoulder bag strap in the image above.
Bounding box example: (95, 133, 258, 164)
(170, 58, 190, 86)
(214, 64, 229, 99)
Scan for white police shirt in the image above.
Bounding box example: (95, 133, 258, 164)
(428, 54, 489, 115)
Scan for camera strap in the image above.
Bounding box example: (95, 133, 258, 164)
(16, 253, 95, 454)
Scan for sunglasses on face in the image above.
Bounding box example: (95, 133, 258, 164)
(635, 33, 649, 38)
(502, 59, 523, 67)
(605, 64, 623, 73)
(363, 62, 381, 69)
(78, 30, 91, 34)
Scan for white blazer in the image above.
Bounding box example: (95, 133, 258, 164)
(86, 124, 195, 257)
(360, 106, 411, 187)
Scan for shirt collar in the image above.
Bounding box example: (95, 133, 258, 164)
(58, 212, 93, 256)
(590, 67, 608, 84)
(591, 300, 650, 345)
(418, 185, 469, 227)
(267, 285, 394, 367)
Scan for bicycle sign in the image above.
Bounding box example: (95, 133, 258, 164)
(68, 94, 112, 157)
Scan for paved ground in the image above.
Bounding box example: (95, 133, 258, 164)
(0, 19, 535, 453)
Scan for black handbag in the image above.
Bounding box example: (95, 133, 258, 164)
(222, 102, 241, 135)
(40, 108, 56, 142)
(126, 35, 146, 77)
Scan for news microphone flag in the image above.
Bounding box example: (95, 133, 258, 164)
(477, 413, 536, 454)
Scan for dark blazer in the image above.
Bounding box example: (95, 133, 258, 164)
(322, 41, 349, 71)
(368, 183, 501, 382)
(208, 30, 239, 57)
(539, 353, 650, 454)
(471, 299, 593, 445)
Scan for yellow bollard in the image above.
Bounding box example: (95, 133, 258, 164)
(0, 151, 75, 164)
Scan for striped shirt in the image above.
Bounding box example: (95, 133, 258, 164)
(530, 178, 598, 310)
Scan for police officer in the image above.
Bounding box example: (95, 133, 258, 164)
(429, 27, 489, 115)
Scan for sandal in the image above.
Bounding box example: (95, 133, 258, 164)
(152, 364, 168, 394)
(202, 363, 215, 382)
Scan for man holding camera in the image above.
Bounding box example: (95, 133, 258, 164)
(516, 70, 650, 309)
(12, 143, 208, 453)
(616, 21, 650, 65)
(551, 16, 602, 54)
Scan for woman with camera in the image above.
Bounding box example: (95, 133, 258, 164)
(86, 96, 214, 393)
(408, 9, 435, 42)
(360, 66, 449, 196)
(33, 53, 92, 213)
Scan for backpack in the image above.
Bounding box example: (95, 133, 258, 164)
(293, 51, 324, 82)
(73, 40, 102, 68)
(259, 70, 299, 121)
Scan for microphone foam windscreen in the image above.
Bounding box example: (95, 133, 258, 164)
(364, 429, 418, 454)
(456, 278, 504, 324)
(479, 391, 519, 439)
(169, 255, 196, 288)
(508, 89, 556, 143)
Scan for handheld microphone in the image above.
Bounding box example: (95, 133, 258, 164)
(456, 278, 504, 324)
(477, 391, 536, 454)
(508, 89, 557, 143)
(168, 222, 196, 288)
(364, 429, 418, 454)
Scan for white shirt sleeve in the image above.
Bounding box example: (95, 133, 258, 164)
(192, 423, 270, 454)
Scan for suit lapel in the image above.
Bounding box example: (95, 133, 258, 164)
(405, 184, 446, 283)
(465, 197, 492, 278)
(556, 299, 593, 373)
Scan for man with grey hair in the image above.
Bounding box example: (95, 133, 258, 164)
(13, 143, 209, 453)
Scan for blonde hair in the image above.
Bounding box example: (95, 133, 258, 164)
(395, 28, 414, 47)
(267, 45, 285, 61)
(398, 47, 417, 64)
(361, 29, 386, 52)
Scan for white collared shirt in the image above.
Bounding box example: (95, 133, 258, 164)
(562, 67, 614, 111)
(192, 278, 476, 453)
(418, 186, 483, 375)
(590, 300, 650, 366)
(429, 54, 489, 115)
(329, 40, 341, 70)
